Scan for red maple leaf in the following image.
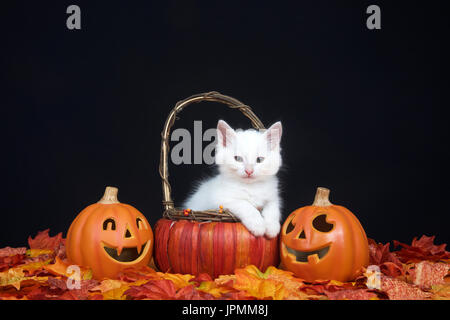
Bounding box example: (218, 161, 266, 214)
(379, 262, 405, 277)
(393, 235, 450, 263)
(28, 229, 65, 253)
(0, 247, 27, 258)
(0, 254, 26, 271)
(125, 279, 178, 300)
(368, 238, 402, 266)
(191, 273, 213, 286)
(325, 288, 381, 300)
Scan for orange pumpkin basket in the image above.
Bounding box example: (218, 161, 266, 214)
(154, 91, 280, 278)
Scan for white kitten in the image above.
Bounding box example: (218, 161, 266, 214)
(183, 120, 283, 238)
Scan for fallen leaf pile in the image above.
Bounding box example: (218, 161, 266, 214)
(1, 230, 449, 300)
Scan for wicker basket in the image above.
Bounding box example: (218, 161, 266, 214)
(159, 91, 265, 221)
(154, 91, 280, 277)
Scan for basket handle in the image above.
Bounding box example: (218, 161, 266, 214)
(159, 91, 265, 211)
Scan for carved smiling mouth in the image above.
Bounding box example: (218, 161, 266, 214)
(103, 241, 148, 262)
(285, 245, 330, 263)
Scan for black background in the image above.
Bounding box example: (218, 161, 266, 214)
(1, 1, 449, 248)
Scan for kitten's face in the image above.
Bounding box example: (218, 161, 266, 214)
(215, 120, 282, 182)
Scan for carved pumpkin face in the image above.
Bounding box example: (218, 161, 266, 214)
(280, 187, 369, 282)
(66, 187, 154, 279)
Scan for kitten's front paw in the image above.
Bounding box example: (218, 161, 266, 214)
(242, 217, 266, 237)
(264, 220, 281, 238)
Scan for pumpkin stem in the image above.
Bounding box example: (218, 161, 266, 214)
(98, 186, 120, 204)
(312, 187, 332, 207)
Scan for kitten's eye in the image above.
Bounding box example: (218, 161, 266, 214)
(256, 157, 265, 163)
(234, 156, 243, 162)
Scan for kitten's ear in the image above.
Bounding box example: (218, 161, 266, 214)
(264, 121, 282, 150)
(217, 120, 236, 148)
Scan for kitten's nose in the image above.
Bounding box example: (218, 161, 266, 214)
(245, 169, 254, 176)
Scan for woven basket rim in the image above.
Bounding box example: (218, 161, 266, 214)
(163, 207, 241, 222)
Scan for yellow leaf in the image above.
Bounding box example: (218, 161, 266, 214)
(102, 279, 149, 300)
(102, 286, 130, 300)
(26, 249, 53, 257)
(430, 283, 450, 300)
(214, 274, 236, 286)
(242, 265, 266, 278)
(20, 259, 52, 274)
(91, 279, 129, 293)
(264, 266, 304, 291)
(26, 276, 50, 285)
(233, 266, 286, 300)
(197, 281, 233, 298)
(156, 272, 194, 289)
(328, 279, 345, 286)
(0, 268, 25, 290)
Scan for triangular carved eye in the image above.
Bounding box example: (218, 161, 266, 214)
(286, 218, 295, 234)
(312, 214, 334, 232)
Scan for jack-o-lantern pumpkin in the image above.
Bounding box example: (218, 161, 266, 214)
(66, 186, 154, 279)
(280, 187, 369, 282)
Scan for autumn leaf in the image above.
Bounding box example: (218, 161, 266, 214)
(0, 267, 26, 290)
(124, 279, 214, 300)
(379, 261, 405, 277)
(368, 239, 402, 266)
(46, 277, 99, 300)
(430, 283, 450, 300)
(393, 235, 450, 263)
(214, 273, 236, 287)
(156, 272, 195, 289)
(197, 280, 233, 298)
(191, 273, 213, 284)
(406, 261, 449, 290)
(2, 229, 450, 300)
(300, 280, 355, 298)
(43, 257, 92, 280)
(0, 254, 26, 271)
(380, 275, 431, 300)
(0, 247, 27, 258)
(125, 279, 177, 300)
(325, 288, 380, 300)
(26, 249, 53, 258)
(89, 279, 148, 300)
(90, 279, 129, 293)
(117, 266, 157, 282)
(175, 284, 215, 300)
(232, 265, 286, 300)
(101, 286, 130, 300)
(20, 259, 52, 276)
(367, 239, 405, 277)
(28, 229, 64, 252)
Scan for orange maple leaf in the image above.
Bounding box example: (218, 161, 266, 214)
(43, 257, 92, 280)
